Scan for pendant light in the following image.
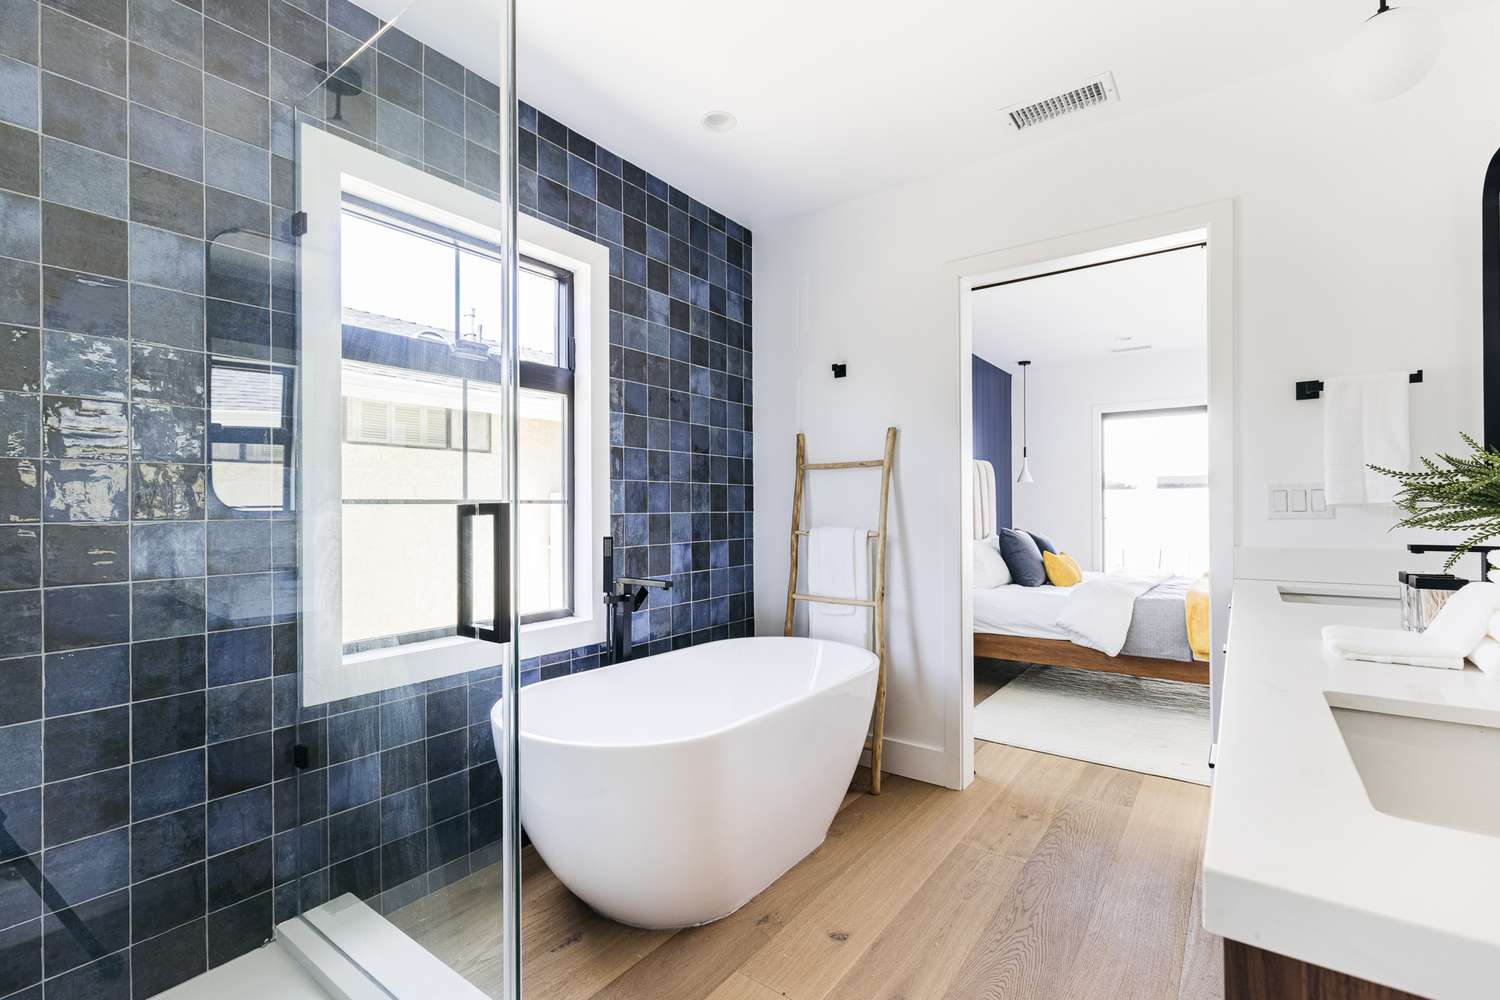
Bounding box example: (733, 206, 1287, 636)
(1336, 0, 1442, 102)
(1016, 360, 1034, 484)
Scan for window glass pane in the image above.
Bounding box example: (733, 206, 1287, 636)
(518, 389, 565, 502)
(342, 362, 467, 501)
(342, 504, 458, 647)
(459, 248, 504, 348)
(517, 266, 558, 365)
(517, 502, 568, 616)
(464, 381, 505, 499)
(1101, 407, 1208, 577)
(341, 211, 455, 335)
(338, 204, 506, 648)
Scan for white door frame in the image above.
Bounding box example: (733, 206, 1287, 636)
(949, 200, 1236, 788)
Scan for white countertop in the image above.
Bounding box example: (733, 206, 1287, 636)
(1203, 580, 1500, 1000)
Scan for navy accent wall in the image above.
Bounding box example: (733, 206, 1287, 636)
(0, 1, 752, 997)
(972, 356, 1011, 532)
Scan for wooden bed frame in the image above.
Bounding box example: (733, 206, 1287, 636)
(974, 632, 1209, 685)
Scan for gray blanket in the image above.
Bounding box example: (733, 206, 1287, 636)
(1119, 577, 1195, 662)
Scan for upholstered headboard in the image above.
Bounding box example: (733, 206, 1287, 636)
(973, 459, 996, 540)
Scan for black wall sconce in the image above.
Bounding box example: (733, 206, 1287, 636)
(831, 363, 847, 378)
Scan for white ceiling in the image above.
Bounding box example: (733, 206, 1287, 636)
(971, 243, 1207, 370)
(360, 1, 1473, 229)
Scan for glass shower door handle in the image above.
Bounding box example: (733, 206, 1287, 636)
(457, 501, 512, 644)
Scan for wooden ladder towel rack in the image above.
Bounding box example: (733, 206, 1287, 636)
(784, 427, 897, 795)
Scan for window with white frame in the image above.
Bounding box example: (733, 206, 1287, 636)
(294, 125, 609, 705)
(1099, 405, 1209, 577)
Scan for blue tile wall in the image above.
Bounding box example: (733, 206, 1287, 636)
(0, 1, 752, 998)
(515, 98, 755, 679)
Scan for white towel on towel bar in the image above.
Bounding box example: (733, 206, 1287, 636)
(1321, 372, 1411, 506)
(807, 526, 871, 648)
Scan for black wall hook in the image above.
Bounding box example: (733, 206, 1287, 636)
(831, 363, 847, 378)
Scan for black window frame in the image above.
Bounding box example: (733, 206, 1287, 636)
(516, 256, 576, 626)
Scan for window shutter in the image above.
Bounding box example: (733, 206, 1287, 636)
(390, 403, 422, 446)
(356, 399, 390, 443)
(422, 406, 449, 447)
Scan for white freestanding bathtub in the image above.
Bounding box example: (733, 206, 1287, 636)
(490, 636, 878, 928)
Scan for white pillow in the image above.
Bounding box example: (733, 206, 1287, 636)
(972, 535, 1012, 589)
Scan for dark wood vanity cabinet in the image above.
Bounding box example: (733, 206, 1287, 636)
(1224, 940, 1427, 1000)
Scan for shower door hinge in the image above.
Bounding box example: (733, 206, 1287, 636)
(291, 211, 308, 237)
(292, 743, 311, 770)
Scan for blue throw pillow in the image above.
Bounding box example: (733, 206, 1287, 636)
(1027, 530, 1058, 555)
(997, 528, 1048, 587)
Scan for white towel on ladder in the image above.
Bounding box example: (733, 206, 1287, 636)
(1322, 372, 1411, 506)
(808, 526, 871, 648)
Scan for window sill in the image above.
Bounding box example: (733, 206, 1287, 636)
(519, 609, 603, 660)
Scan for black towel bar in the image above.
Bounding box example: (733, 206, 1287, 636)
(1295, 370, 1422, 401)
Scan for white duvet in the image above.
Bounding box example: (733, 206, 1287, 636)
(973, 571, 1170, 656)
(1055, 572, 1170, 656)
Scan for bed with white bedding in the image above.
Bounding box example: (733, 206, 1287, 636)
(973, 574, 1196, 663)
(970, 459, 1207, 684)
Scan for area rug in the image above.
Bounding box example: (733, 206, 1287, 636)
(973, 665, 1211, 784)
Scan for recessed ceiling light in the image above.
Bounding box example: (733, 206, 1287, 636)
(701, 111, 738, 133)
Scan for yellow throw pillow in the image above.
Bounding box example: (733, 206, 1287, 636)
(1043, 551, 1083, 587)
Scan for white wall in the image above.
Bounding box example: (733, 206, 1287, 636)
(1005, 349, 1207, 570)
(753, 3, 1499, 788)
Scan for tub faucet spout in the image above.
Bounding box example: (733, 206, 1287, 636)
(607, 577, 672, 663)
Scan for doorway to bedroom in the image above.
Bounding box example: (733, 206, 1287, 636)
(963, 225, 1221, 786)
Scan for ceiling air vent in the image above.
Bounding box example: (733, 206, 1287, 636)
(1002, 73, 1119, 131)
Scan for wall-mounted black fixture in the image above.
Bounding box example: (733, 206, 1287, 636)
(316, 60, 364, 123)
(831, 363, 847, 378)
(1483, 144, 1500, 448)
(1295, 370, 1422, 401)
(1408, 542, 1500, 582)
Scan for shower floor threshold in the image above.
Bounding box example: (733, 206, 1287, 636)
(279, 894, 490, 1000)
(155, 938, 331, 1000)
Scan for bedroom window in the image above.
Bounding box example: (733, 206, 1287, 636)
(1100, 405, 1209, 577)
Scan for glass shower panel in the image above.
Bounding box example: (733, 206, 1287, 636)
(268, 0, 519, 997)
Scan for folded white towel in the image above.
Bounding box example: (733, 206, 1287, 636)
(1424, 581, 1500, 651)
(807, 526, 870, 647)
(1321, 372, 1410, 507)
(1322, 625, 1465, 669)
(1324, 582, 1500, 669)
(1468, 637, 1500, 677)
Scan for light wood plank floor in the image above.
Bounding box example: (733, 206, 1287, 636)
(390, 740, 1222, 1000)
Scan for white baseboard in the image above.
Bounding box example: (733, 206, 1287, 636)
(862, 734, 953, 788)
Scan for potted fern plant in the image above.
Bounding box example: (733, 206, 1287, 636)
(1372, 432, 1500, 571)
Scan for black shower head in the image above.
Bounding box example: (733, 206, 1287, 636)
(315, 60, 364, 122)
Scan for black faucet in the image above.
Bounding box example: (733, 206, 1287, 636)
(602, 537, 671, 663)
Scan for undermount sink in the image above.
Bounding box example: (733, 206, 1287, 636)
(1278, 583, 1401, 609)
(1330, 703, 1500, 838)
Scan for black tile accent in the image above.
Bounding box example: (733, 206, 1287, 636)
(42, 767, 128, 846)
(130, 861, 205, 942)
(41, 523, 128, 585)
(132, 691, 205, 762)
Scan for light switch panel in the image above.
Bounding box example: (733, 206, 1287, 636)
(1269, 482, 1336, 519)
